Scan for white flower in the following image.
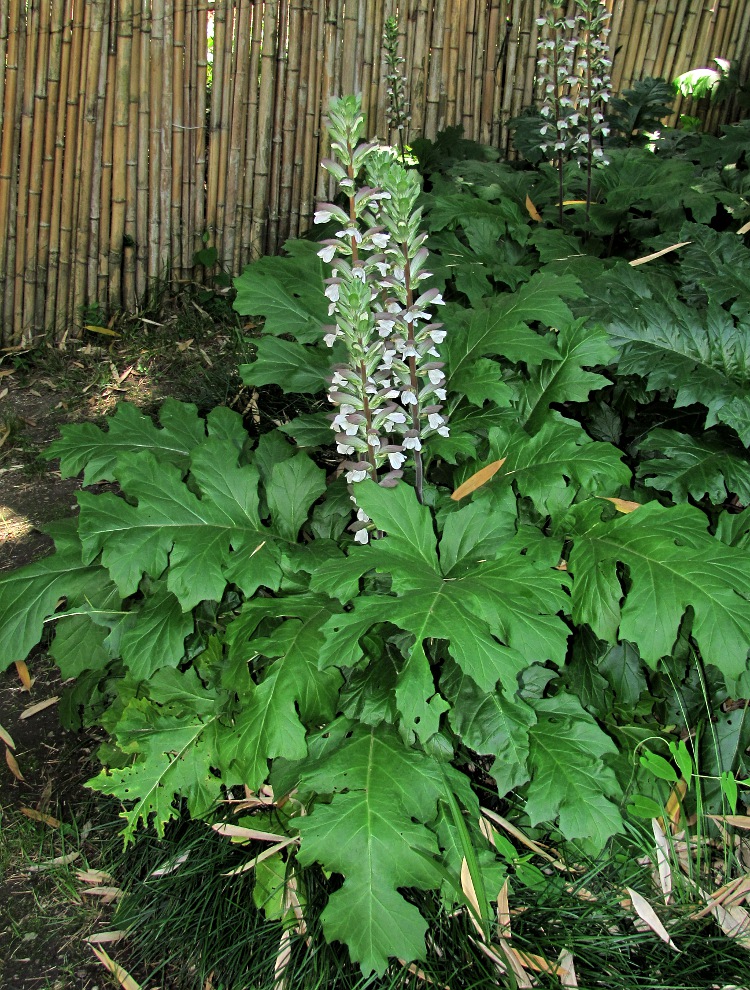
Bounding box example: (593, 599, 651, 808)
(325, 283, 340, 302)
(402, 390, 417, 405)
(324, 332, 339, 347)
(428, 413, 444, 430)
(403, 435, 422, 450)
(428, 369, 444, 385)
(429, 328, 446, 343)
(314, 210, 333, 224)
(387, 411, 407, 425)
(337, 442, 356, 454)
(356, 508, 371, 522)
(372, 232, 390, 249)
(437, 425, 450, 436)
(317, 243, 337, 263)
(388, 451, 407, 469)
(346, 469, 369, 483)
(353, 528, 370, 543)
(434, 388, 447, 401)
(377, 319, 395, 337)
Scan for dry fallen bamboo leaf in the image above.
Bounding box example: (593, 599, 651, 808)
(14, 660, 32, 690)
(737, 219, 750, 236)
(5, 747, 24, 781)
(652, 818, 673, 903)
(212, 821, 289, 843)
(599, 496, 641, 513)
(525, 194, 542, 221)
(89, 945, 142, 990)
(0, 722, 15, 748)
(222, 836, 298, 877)
(460, 858, 485, 938)
(19, 696, 60, 720)
(273, 928, 292, 990)
(85, 324, 121, 337)
(397, 958, 450, 987)
(470, 936, 508, 977)
(85, 931, 128, 945)
(625, 887, 679, 950)
(481, 807, 564, 867)
(0, 368, 16, 379)
(451, 458, 507, 501)
(664, 778, 687, 831)
(497, 941, 534, 987)
(77, 867, 115, 883)
(497, 880, 511, 940)
(82, 885, 124, 903)
(19, 807, 60, 827)
(628, 240, 691, 266)
(26, 852, 80, 872)
(557, 948, 578, 987)
(707, 815, 750, 830)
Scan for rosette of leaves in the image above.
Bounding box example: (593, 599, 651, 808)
(4, 95, 750, 982)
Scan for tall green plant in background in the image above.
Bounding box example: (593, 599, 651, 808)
(1, 90, 749, 985)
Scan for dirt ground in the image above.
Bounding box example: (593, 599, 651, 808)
(0, 323, 252, 990)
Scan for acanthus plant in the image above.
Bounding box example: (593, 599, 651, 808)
(1, 94, 750, 979)
(535, 0, 612, 221)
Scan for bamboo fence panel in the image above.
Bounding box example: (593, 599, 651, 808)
(1, 0, 749, 345)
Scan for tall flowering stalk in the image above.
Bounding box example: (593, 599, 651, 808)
(382, 16, 411, 161)
(536, 0, 612, 222)
(314, 96, 448, 529)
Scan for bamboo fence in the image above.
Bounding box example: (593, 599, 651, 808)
(0, 0, 748, 344)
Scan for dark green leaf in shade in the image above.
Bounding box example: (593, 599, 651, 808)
(296, 725, 446, 975)
(240, 337, 333, 394)
(266, 453, 327, 541)
(637, 428, 750, 503)
(524, 694, 624, 851)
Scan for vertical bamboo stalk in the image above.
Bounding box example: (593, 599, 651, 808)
(215, 0, 234, 264)
(205, 0, 226, 261)
(250, 0, 278, 254)
(662, 0, 691, 85)
(171, 0, 185, 276)
(146, 0, 164, 284)
(469, 0, 486, 143)
(277, 0, 302, 249)
(340, 0, 358, 96)
(109, 0, 133, 311)
(299, 0, 324, 232)
(499, 0, 521, 155)
(92, 15, 114, 306)
(158, 0, 173, 279)
(70, 0, 105, 328)
(134, 0, 150, 301)
(359, 0, 378, 135)
(224, 0, 250, 274)
(121, 0, 139, 309)
(37, 0, 65, 331)
(408, 0, 430, 140)
(424, 0, 446, 137)
(267, 0, 289, 254)
(455, 0, 469, 128)
(43, 0, 71, 335)
(180, 0, 194, 278)
(0, 0, 24, 342)
(480, 0, 500, 145)
(240, 0, 263, 262)
(13, 0, 40, 340)
(288, 0, 312, 241)
(192, 0, 208, 274)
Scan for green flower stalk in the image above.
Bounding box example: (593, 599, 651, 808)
(382, 16, 411, 160)
(314, 95, 448, 529)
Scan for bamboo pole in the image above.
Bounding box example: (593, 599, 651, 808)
(480, 0, 500, 146)
(249, 0, 278, 254)
(157, 0, 173, 278)
(134, 0, 150, 301)
(240, 0, 263, 262)
(359, 0, 378, 136)
(171, 0, 185, 276)
(192, 0, 208, 275)
(267, 0, 289, 254)
(277, 0, 302, 249)
(299, 0, 324, 231)
(109, 0, 133, 311)
(71, 0, 105, 329)
(93, 15, 114, 306)
(341, 0, 358, 97)
(43, 0, 71, 335)
(13, 0, 40, 340)
(146, 0, 164, 285)
(424, 0, 446, 137)
(36, 0, 65, 331)
(224, 0, 250, 273)
(0, 0, 23, 342)
(662, 0, 692, 85)
(27, 0, 54, 332)
(289, 0, 312, 240)
(121, 0, 138, 310)
(205, 0, 226, 261)
(180, 0, 194, 278)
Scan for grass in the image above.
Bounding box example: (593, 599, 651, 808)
(105, 809, 750, 990)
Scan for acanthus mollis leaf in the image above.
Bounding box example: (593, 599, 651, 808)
(117, 587, 195, 681)
(511, 319, 615, 434)
(88, 691, 225, 843)
(77, 438, 276, 609)
(480, 416, 630, 517)
(240, 336, 333, 394)
(680, 224, 750, 317)
(442, 661, 536, 796)
(265, 453, 327, 541)
(567, 500, 750, 679)
(637, 428, 750, 504)
(0, 520, 120, 670)
(224, 594, 344, 788)
(295, 724, 446, 975)
(232, 239, 328, 344)
(523, 693, 624, 852)
(46, 398, 210, 485)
